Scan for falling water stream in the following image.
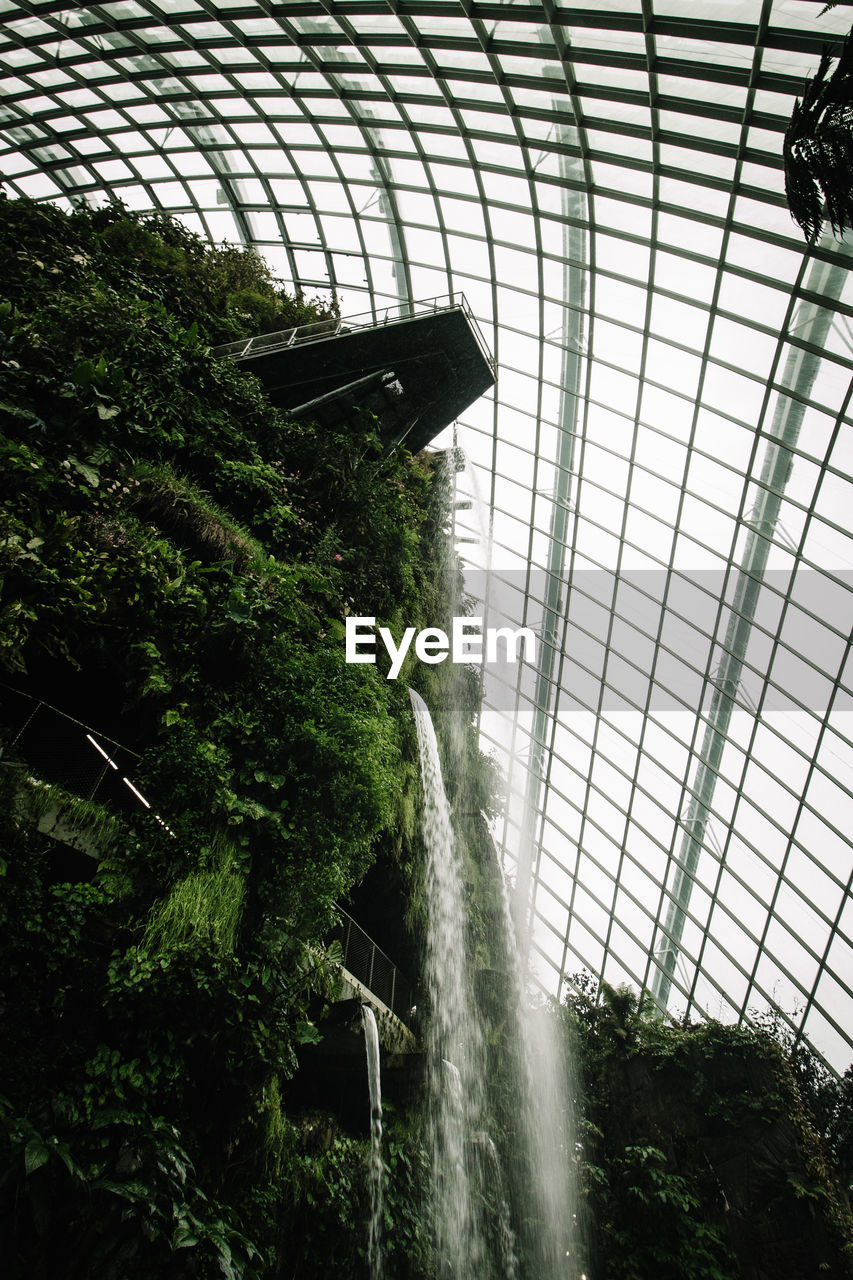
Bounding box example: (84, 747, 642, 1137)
(474, 1133, 519, 1280)
(410, 686, 577, 1279)
(361, 1003, 384, 1280)
(493, 853, 577, 1278)
(410, 687, 491, 1278)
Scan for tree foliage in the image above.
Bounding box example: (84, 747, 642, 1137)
(565, 975, 853, 1280)
(783, 25, 853, 241)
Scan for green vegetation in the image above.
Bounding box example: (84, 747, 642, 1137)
(783, 21, 853, 242)
(0, 196, 443, 1278)
(565, 976, 853, 1279)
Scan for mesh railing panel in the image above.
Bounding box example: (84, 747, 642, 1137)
(331, 909, 414, 1025)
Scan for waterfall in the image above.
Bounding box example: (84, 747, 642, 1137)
(410, 687, 490, 1279)
(361, 1003, 384, 1280)
(411, 686, 578, 1279)
(493, 860, 578, 1279)
(472, 1132, 519, 1280)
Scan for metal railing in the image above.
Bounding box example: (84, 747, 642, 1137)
(331, 907, 415, 1025)
(0, 684, 166, 826)
(212, 316, 339, 360)
(212, 292, 495, 375)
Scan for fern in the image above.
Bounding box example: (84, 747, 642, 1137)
(784, 26, 853, 241)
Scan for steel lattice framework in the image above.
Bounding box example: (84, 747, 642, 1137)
(2, 0, 852, 1072)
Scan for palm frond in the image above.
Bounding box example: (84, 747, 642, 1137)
(783, 26, 853, 241)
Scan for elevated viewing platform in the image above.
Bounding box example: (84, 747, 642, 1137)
(212, 294, 495, 455)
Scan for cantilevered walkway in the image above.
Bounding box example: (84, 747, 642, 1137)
(213, 294, 495, 455)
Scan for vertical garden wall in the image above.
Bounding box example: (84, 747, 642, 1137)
(0, 195, 448, 1279)
(1, 196, 851, 1280)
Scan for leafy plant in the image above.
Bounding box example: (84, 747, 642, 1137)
(784, 25, 853, 241)
(564, 975, 853, 1279)
(0, 195, 448, 1278)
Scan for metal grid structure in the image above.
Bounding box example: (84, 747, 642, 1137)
(2, 0, 852, 1071)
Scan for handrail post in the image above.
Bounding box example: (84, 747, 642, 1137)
(12, 699, 43, 747)
(89, 760, 110, 801)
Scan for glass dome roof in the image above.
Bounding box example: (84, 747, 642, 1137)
(2, 0, 852, 1072)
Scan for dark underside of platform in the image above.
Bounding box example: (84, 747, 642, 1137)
(220, 306, 494, 454)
